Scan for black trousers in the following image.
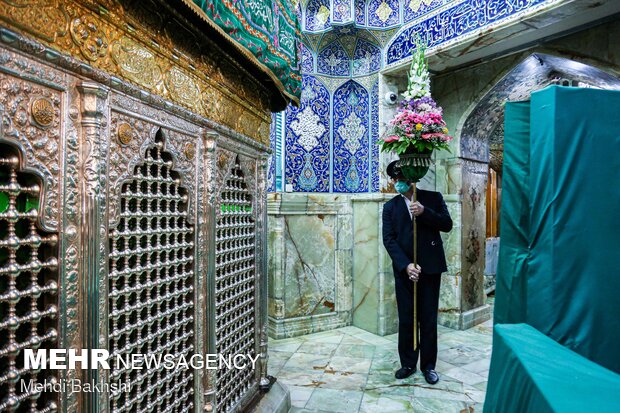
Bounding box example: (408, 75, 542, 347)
(394, 272, 441, 371)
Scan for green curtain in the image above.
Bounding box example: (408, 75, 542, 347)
(527, 86, 620, 373)
(484, 324, 620, 413)
(494, 101, 530, 325)
(487, 86, 620, 412)
(183, 0, 302, 103)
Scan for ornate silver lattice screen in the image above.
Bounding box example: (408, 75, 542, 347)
(108, 139, 195, 413)
(215, 159, 257, 412)
(0, 145, 59, 412)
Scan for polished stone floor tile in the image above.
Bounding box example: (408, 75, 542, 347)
(268, 350, 295, 377)
(276, 369, 325, 388)
(282, 352, 331, 371)
(358, 391, 415, 412)
(463, 384, 487, 403)
(368, 356, 400, 373)
(268, 306, 493, 412)
(410, 397, 471, 412)
(305, 388, 364, 412)
(442, 367, 487, 386)
(326, 355, 372, 374)
(318, 371, 368, 391)
(461, 358, 492, 374)
(297, 341, 340, 356)
(270, 339, 304, 353)
(339, 334, 373, 346)
(288, 385, 315, 408)
(334, 342, 376, 359)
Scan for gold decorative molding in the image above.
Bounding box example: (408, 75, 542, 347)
(0, 0, 272, 145)
(70, 15, 109, 61)
(0, 0, 69, 42)
(110, 36, 163, 91)
(165, 67, 201, 112)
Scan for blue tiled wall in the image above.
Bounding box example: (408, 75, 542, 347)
(285, 76, 332, 192)
(387, 0, 549, 64)
(333, 80, 370, 192)
(270, 0, 556, 193)
(352, 39, 381, 76)
(317, 41, 351, 76)
(367, 0, 400, 28)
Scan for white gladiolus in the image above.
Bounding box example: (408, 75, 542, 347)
(403, 38, 433, 100)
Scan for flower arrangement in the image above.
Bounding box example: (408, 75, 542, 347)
(379, 40, 452, 155)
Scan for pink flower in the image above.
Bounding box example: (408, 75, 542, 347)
(421, 132, 446, 140)
(384, 135, 401, 143)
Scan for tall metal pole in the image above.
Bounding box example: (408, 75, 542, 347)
(413, 182, 418, 351)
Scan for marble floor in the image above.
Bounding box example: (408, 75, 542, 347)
(267, 311, 493, 412)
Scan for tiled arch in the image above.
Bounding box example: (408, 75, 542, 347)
(332, 80, 370, 192)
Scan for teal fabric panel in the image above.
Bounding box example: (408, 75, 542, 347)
(494, 101, 531, 325)
(528, 86, 620, 373)
(484, 324, 620, 413)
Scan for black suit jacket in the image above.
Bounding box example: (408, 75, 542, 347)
(382, 189, 453, 276)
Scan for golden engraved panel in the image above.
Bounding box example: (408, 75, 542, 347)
(257, 121, 270, 142)
(0, 0, 69, 42)
(110, 37, 163, 91)
(165, 67, 201, 111)
(0, 0, 272, 145)
(70, 15, 109, 61)
(201, 88, 223, 119)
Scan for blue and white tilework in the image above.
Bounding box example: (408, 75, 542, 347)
(387, 0, 550, 64)
(332, 80, 369, 192)
(301, 43, 314, 73)
(368, 0, 400, 28)
(317, 41, 351, 76)
(267, 0, 559, 194)
(403, 0, 449, 23)
(370, 80, 380, 192)
(268, 114, 277, 192)
(355, 0, 366, 25)
(352, 38, 381, 75)
(306, 0, 331, 32)
(333, 0, 354, 24)
(285, 76, 331, 192)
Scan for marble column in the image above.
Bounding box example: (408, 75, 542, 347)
(351, 194, 398, 336)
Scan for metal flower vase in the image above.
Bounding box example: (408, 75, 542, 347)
(396, 147, 433, 351)
(397, 147, 433, 183)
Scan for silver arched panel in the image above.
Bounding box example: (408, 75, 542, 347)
(0, 142, 59, 412)
(213, 154, 259, 412)
(108, 133, 196, 413)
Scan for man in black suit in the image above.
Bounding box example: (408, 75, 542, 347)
(382, 161, 453, 384)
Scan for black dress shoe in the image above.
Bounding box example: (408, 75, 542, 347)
(423, 369, 439, 384)
(395, 366, 416, 379)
